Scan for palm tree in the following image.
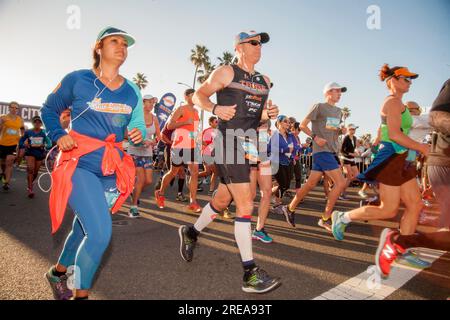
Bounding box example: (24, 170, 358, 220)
(217, 51, 234, 66)
(361, 133, 372, 144)
(197, 59, 216, 84)
(133, 73, 148, 90)
(341, 107, 351, 125)
(190, 45, 210, 89)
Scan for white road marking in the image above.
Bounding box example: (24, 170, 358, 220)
(313, 248, 445, 300)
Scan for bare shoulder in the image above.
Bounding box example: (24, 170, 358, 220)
(382, 96, 403, 114)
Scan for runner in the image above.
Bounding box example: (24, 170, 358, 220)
(154, 89, 202, 212)
(178, 30, 281, 293)
(270, 115, 296, 207)
(41, 26, 145, 300)
(159, 120, 188, 202)
(275, 82, 347, 232)
(340, 123, 360, 199)
(22, 116, 51, 198)
(331, 64, 431, 269)
(250, 119, 274, 243)
(198, 116, 219, 195)
(128, 94, 161, 218)
(291, 122, 304, 195)
(0, 101, 25, 190)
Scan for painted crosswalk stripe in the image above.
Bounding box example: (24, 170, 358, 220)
(313, 248, 445, 300)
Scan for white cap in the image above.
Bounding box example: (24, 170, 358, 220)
(143, 94, 157, 101)
(323, 82, 347, 95)
(347, 123, 359, 129)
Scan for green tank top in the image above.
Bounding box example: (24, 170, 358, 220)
(380, 107, 412, 143)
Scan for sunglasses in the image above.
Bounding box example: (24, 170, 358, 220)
(396, 76, 412, 83)
(240, 40, 262, 47)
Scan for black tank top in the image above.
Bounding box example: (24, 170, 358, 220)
(216, 64, 270, 137)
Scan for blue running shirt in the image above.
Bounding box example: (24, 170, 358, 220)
(41, 69, 146, 174)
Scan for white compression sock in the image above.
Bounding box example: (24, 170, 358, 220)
(193, 203, 219, 232)
(234, 217, 254, 264)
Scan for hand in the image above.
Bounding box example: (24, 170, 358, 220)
(314, 136, 327, 147)
(57, 135, 77, 151)
(418, 143, 430, 157)
(267, 100, 279, 120)
(214, 104, 237, 121)
(128, 128, 143, 145)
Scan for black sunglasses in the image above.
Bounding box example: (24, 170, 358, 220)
(241, 40, 262, 47)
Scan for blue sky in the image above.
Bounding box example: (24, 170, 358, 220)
(1, 0, 449, 139)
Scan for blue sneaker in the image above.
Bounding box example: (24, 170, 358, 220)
(395, 251, 432, 270)
(44, 267, 73, 300)
(331, 211, 348, 241)
(252, 229, 273, 244)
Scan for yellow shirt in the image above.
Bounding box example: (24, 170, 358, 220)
(0, 115, 23, 146)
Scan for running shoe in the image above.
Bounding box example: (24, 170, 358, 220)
(275, 205, 296, 228)
(331, 211, 348, 241)
(358, 190, 368, 199)
(2, 183, 9, 191)
(27, 188, 35, 199)
(178, 225, 197, 262)
(223, 208, 234, 220)
(197, 186, 204, 192)
(0, 173, 5, 183)
(176, 193, 188, 202)
(338, 194, 350, 201)
(318, 218, 332, 232)
(187, 202, 202, 213)
(154, 190, 165, 209)
(242, 267, 281, 294)
(252, 229, 273, 244)
(395, 251, 432, 270)
(128, 207, 139, 218)
(375, 228, 405, 277)
(44, 267, 73, 300)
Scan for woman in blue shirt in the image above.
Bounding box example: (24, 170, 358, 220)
(22, 116, 51, 198)
(270, 115, 296, 207)
(41, 27, 145, 300)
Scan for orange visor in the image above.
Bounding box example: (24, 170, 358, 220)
(394, 67, 419, 79)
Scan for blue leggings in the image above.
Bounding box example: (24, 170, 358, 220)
(58, 167, 117, 290)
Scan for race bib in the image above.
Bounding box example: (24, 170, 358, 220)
(30, 137, 44, 146)
(241, 140, 259, 163)
(325, 117, 340, 130)
(6, 128, 19, 136)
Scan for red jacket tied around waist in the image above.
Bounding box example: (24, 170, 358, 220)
(49, 130, 135, 234)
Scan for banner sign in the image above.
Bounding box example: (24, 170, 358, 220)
(155, 93, 176, 130)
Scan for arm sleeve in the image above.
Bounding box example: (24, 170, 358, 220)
(126, 80, 146, 141)
(41, 71, 78, 142)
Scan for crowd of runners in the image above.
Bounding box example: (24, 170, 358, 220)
(1, 27, 449, 300)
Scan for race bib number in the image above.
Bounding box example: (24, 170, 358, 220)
(325, 117, 340, 130)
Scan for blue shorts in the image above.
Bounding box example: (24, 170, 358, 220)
(312, 152, 340, 172)
(132, 155, 154, 169)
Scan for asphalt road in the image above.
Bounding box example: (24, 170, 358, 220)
(0, 167, 448, 300)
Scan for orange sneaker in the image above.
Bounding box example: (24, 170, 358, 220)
(187, 202, 202, 213)
(154, 190, 165, 209)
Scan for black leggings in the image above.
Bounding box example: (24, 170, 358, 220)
(293, 160, 302, 189)
(274, 163, 293, 198)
